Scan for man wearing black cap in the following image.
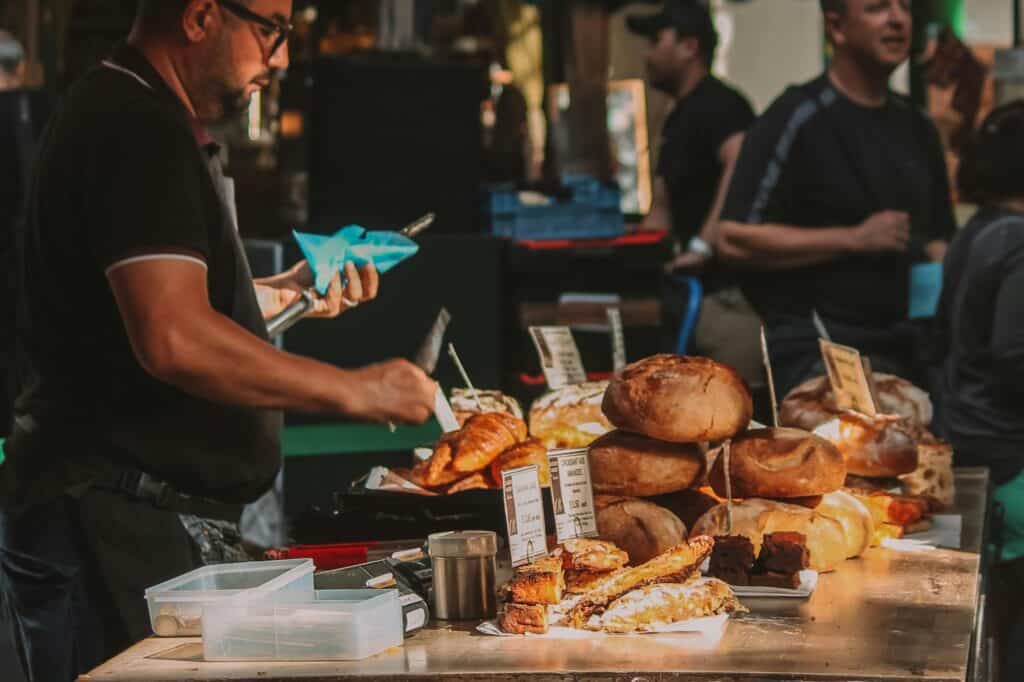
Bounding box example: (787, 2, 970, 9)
(717, 0, 955, 395)
(628, 1, 761, 385)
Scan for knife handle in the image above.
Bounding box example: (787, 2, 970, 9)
(266, 291, 314, 339)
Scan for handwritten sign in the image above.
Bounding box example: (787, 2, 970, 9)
(819, 339, 878, 416)
(529, 326, 587, 389)
(501, 465, 548, 566)
(547, 449, 598, 543)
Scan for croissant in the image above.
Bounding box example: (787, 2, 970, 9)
(449, 413, 527, 473)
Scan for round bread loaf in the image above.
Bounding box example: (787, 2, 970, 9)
(602, 355, 753, 443)
(595, 495, 686, 565)
(780, 374, 933, 431)
(451, 389, 523, 427)
(529, 381, 613, 449)
(690, 498, 848, 572)
(708, 427, 846, 499)
(816, 413, 919, 478)
(588, 431, 707, 497)
(814, 490, 874, 559)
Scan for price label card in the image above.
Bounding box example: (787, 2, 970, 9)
(819, 339, 878, 416)
(548, 449, 599, 543)
(529, 326, 587, 389)
(501, 465, 548, 567)
(606, 308, 627, 373)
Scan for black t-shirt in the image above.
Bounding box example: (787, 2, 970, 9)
(721, 74, 956, 326)
(2, 45, 281, 508)
(938, 206, 1024, 471)
(658, 76, 754, 245)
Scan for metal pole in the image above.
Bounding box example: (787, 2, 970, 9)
(1016, 0, 1022, 48)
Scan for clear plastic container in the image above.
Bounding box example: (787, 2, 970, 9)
(144, 559, 314, 637)
(201, 589, 404, 661)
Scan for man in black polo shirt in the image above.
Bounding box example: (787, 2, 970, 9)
(0, 1, 436, 679)
(628, 1, 761, 384)
(717, 0, 955, 395)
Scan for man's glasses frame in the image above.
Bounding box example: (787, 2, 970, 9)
(216, 0, 293, 58)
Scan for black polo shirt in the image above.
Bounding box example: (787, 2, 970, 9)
(721, 74, 956, 327)
(2, 45, 282, 509)
(658, 75, 754, 245)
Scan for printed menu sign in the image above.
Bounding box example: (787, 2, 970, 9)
(501, 465, 548, 567)
(606, 308, 627, 373)
(529, 326, 587, 389)
(819, 339, 878, 415)
(548, 449, 598, 543)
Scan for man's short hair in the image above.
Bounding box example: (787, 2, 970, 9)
(626, 1, 720, 66)
(135, 0, 191, 32)
(820, 0, 846, 13)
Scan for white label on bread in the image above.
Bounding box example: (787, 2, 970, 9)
(529, 326, 588, 389)
(819, 339, 878, 416)
(501, 465, 549, 567)
(548, 449, 599, 543)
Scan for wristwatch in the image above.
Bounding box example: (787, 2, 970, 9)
(687, 236, 713, 258)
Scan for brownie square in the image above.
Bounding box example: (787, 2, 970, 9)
(709, 566, 751, 586)
(756, 532, 810, 574)
(708, 535, 755, 586)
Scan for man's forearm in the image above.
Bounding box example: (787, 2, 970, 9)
(717, 221, 857, 269)
(137, 306, 363, 416)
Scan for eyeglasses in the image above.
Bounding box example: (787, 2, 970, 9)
(216, 0, 293, 58)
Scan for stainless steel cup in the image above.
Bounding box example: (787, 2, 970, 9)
(428, 531, 498, 621)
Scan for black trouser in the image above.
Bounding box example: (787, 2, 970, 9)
(762, 313, 922, 398)
(0, 489, 200, 681)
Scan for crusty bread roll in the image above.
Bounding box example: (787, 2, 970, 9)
(595, 495, 686, 565)
(529, 381, 613, 449)
(451, 389, 524, 427)
(814, 490, 874, 559)
(490, 438, 550, 487)
(602, 355, 752, 443)
(588, 431, 706, 497)
(816, 413, 919, 478)
(780, 374, 933, 431)
(899, 428, 955, 510)
(690, 498, 848, 572)
(707, 427, 845, 499)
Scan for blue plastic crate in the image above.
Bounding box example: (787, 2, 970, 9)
(486, 175, 625, 241)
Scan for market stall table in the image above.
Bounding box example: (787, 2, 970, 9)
(79, 469, 990, 682)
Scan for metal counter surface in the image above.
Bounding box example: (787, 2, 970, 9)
(80, 469, 989, 682)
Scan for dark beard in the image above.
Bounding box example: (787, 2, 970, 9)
(220, 89, 253, 118)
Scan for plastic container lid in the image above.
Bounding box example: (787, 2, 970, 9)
(428, 531, 497, 558)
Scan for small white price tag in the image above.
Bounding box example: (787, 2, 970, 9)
(501, 465, 548, 567)
(819, 339, 878, 416)
(607, 308, 627, 373)
(547, 449, 599, 543)
(529, 326, 587, 389)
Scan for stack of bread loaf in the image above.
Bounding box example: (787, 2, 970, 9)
(450, 389, 524, 427)
(780, 373, 953, 543)
(587, 355, 754, 564)
(692, 425, 874, 574)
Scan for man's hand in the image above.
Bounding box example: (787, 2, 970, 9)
(663, 250, 711, 275)
(256, 261, 379, 321)
(850, 210, 911, 253)
(344, 359, 437, 424)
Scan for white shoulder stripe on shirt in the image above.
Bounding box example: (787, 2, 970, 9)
(104, 253, 208, 277)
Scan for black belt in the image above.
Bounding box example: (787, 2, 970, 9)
(91, 469, 243, 523)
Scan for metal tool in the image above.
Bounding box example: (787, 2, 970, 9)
(266, 213, 435, 339)
(390, 307, 452, 432)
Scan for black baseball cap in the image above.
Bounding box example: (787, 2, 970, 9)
(626, 1, 718, 57)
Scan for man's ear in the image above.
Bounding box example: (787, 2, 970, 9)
(677, 35, 699, 60)
(182, 0, 217, 43)
(823, 11, 846, 48)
